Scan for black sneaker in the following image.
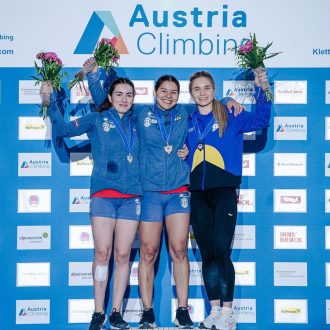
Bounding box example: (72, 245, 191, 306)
(174, 307, 194, 329)
(138, 308, 157, 329)
(109, 308, 130, 329)
(89, 312, 107, 330)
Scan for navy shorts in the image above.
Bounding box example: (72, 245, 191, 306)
(90, 197, 141, 221)
(140, 191, 190, 222)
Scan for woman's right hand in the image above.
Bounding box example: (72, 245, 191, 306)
(254, 67, 270, 91)
(40, 81, 53, 106)
(83, 57, 97, 73)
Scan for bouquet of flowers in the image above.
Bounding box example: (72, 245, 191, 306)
(231, 34, 281, 101)
(67, 37, 120, 90)
(32, 51, 66, 118)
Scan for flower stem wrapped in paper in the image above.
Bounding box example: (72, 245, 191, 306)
(32, 52, 66, 118)
(231, 34, 281, 101)
(67, 37, 120, 90)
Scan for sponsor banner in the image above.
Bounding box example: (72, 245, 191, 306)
(273, 153, 307, 176)
(242, 153, 256, 176)
(16, 300, 50, 324)
(274, 81, 307, 104)
(69, 225, 94, 249)
(274, 117, 307, 141)
(178, 80, 193, 104)
(1, 1, 330, 68)
(70, 153, 93, 176)
(69, 189, 90, 212)
(273, 189, 307, 213)
(17, 189, 51, 213)
(17, 226, 51, 250)
(326, 263, 330, 287)
(243, 131, 256, 140)
(68, 262, 93, 286)
(69, 117, 89, 140)
(17, 262, 50, 287)
(69, 81, 95, 104)
(172, 261, 203, 286)
(326, 117, 330, 140)
(233, 262, 256, 286)
(274, 226, 307, 250)
(327, 300, 330, 324)
(232, 225, 256, 250)
(129, 261, 139, 286)
(223, 80, 255, 104)
(18, 80, 43, 104)
(18, 117, 52, 140)
(237, 189, 255, 213)
(188, 225, 198, 249)
(132, 80, 154, 103)
(326, 81, 330, 104)
(18, 153, 52, 176)
(122, 298, 143, 323)
(68, 299, 94, 323)
(326, 190, 330, 213)
(171, 299, 204, 323)
(326, 227, 330, 250)
(325, 153, 330, 176)
(274, 299, 308, 324)
(233, 299, 256, 323)
(274, 262, 307, 287)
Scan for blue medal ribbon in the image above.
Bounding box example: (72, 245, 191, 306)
(193, 113, 216, 150)
(154, 105, 176, 154)
(107, 110, 134, 163)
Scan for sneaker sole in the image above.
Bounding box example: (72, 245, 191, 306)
(110, 326, 130, 330)
(199, 323, 217, 329)
(174, 319, 194, 329)
(138, 322, 157, 329)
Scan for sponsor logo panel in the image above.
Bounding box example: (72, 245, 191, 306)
(68, 299, 94, 323)
(129, 261, 139, 286)
(326, 81, 330, 104)
(242, 153, 256, 176)
(19, 80, 43, 104)
(233, 262, 256, 286)
(17, 189, 51, 213)
(326, 300, 330, 324)
(69, 225, 94, 249)
(326, 117, 330, 140)
(122, 298, 143, 323)
(172, 261, 203, 286)
(17, 226, 51, 250)
(325, 154, 330, 177)
(70, 153, 93, 176)
(325, 190, 330, 213)
(68, 262, 93, 286)
(18, 117, 52, 140)
(274, 262, 307, 287)
(171, 299, 205, 323)
(16, 300, 50, 324)
(178, 80, 193, 104)
(273, 189, 307, 213)
(326, 227, 330, 250)
(237, 189, 255, 213)
(69, 81, 96, 104)
(223, 81, 255, 104)
(274, 299, 308, 323)
(17, 263, 50, 287)
(18, 153, 52, 176)
(273, 117, 307, 141)
(132, 80, 154, 103)
(273, 153, 307, 176)
(69, 189, 90, 212)
(326, 263, 330, 287)
(233, 299, 256, 323)
(274, 81, 307, 104)
(274, 226, 307, 250)
(232, 225, 256, 250)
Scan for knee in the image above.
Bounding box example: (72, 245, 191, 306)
(140, 245, 159, 264)
(114, 250, 130, 266)
(170, 243, 187, 262)
(95, 247, 111, 263)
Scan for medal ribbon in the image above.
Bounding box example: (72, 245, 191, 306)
(192, 113, 216, 144)
(107, 110, 134, 156)
(154, 105, 176, 146)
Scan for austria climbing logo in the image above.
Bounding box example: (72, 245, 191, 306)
(74, 11, 128, 54)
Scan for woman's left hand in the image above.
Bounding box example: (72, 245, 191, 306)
(226, 99, 245, 117)
(177, 144, 189, 160)
(254, 67, 269, 90)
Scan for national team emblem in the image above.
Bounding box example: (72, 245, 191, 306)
(181, 197, 189, 209)
(102, 118, 111, 132)
(144, 117, 152, 127)
(212, 123, 219, 132)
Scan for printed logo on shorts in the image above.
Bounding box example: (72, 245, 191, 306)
(180, 196, 189, 209)
(135, 199, 141, 215)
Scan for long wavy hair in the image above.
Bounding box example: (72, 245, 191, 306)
(189, 71, 228, 137)
(97, 77, 136, 112)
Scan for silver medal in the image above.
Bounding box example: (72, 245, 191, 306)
(164, 144, 173, 154)
(197, 143, 204, 151)
(127, 154, 133, 163)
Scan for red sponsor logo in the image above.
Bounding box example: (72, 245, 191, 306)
(135, 87, 148, 95)
(242, 160, 250, 168)
(280, 196, 301, 204)
(80, 232, 90, 242)
(237, 195, 253, 206)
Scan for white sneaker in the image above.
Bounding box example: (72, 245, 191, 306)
(214, 309, 236, 330)
(199, 307, 221, 329)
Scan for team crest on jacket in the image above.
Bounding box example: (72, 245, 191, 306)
(102, 118, 115, 132)
(212, 123, 219, 131)
(144, 112, 157, 127)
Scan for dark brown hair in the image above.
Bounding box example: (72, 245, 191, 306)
(155, 75, 180, 93)
(97, 77, 136, 112)
(189, 71, 228, 137)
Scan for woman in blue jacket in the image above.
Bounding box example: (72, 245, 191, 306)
(41, 78, 141, 330)
(185, 70, 271, 330)
(84, 60, 242, 328)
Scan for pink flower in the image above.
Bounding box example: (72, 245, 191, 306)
(36, 52, 44, 59)
(110, 37, 117, 47)
(56, 58, 63, 66)
(239, 40, 254, 54)
(112, 56, 119, 63)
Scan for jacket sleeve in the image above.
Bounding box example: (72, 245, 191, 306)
(234, 87, 272, 133)
(48, 94, 97, 137)
(86, 71, 108, 108)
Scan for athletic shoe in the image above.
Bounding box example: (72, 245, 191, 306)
(199, 307, 221, 329)
(138, 308, 157, 329)
(89, 311, 107, 330)
(214, 309, 236, 330)
(174, 307, 194, 329)
(109, 308, 130, 329)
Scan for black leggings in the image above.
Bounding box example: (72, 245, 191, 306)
(190, 187, 237, 302)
